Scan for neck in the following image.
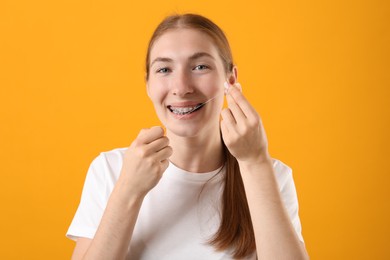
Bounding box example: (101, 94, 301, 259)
(167, 127, 224, 173)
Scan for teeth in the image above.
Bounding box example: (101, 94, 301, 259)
(169, 104, 202, 115)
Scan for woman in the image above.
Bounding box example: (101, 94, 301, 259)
(67, 13, 309, 259)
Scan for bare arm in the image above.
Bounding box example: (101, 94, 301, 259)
(71, 238, 91, 259)
(71, 184, 144, 260)
(239, 160, 309, 259)
(221, 83, 309, 259)
(71, 127, 172, 260)
(71, 194, 141, 259)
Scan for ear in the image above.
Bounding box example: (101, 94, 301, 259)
(227, 66, 238, 85)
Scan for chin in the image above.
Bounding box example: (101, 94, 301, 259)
(165, 122, 205, 138)
(163, 116, 222, 139)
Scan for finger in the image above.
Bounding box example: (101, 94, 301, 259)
(138, 126, 164, 144)
(220, 108, 238, 135)
(226, 81, 243, 93)
(220, 119, 229, 135)
(235, 82, 243, 92)
(228, 86, 258, 120)
(226, 91, 246, 125)
(147, 136, 170, 153)
(155, 145, 173, 161)
(160, 159, 169, 171)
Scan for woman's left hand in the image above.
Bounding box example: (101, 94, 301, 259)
(221, 83, 270, 164)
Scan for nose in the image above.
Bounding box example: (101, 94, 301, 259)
(171, 69, 194, 97)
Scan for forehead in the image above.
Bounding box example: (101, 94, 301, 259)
(149, 28, 220, 61)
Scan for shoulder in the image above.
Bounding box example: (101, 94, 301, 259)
(99, 147, 127, 166)
(88, 147, 127, 182)
(271, 158, 293, 190)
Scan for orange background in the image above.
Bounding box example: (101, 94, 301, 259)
(1, 0, 389, 259)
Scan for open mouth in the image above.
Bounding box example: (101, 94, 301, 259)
(167, 103, 205, 115)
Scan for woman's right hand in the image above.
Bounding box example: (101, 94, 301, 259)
(71, 126, 171, 260)
(118, 126, 172, 197)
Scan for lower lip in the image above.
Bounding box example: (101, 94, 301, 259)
(169, 106, 203, 120)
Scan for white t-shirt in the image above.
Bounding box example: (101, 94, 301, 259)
(66, 148, 304, 259)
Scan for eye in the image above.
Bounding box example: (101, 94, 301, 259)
(156, 67, 171, 73)
(193, 64, 209, 71)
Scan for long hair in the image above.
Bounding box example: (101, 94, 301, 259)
(145, 13, 256, 258)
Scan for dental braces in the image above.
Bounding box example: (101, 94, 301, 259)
(175, 92, 224, 120)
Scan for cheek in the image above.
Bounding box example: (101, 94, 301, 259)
(148, 81, 167, 104)
(198, 74, 223, 93)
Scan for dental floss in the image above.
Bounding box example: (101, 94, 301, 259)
(175, 81, 233, 120)
(176, 92, 225, 120)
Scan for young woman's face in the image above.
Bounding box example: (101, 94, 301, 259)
(147, 28, 227, 137)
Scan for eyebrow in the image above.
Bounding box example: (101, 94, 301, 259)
(150, 57, 173, 68)
(150, 52, 215, 68)
(189, 52, 215, 61)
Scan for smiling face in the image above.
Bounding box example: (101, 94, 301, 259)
(147, 28, 231, 137)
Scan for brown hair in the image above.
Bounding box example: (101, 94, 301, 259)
(145, 13, 256, 258)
